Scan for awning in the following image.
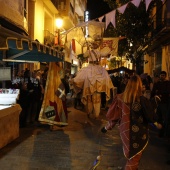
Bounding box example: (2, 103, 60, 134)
(0, 25, 63, 62)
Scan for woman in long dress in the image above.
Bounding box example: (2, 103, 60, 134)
(101, 75, 162, 169)
(73, 42, 114, 118)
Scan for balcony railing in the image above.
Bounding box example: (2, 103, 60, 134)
(44, 30, 55, 47)
(76, 0, 86, 11)
(51, 0, 66, 11)
(150, 0, 170, 37)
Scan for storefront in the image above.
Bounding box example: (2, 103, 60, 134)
(0, 24, 65, 148)
(0, 89, 21, 149)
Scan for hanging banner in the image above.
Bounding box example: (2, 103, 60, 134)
(100, 38, 119, 56)
(38, 62, 68, 126)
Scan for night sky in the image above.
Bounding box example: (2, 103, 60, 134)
(87, 0, 111, 20)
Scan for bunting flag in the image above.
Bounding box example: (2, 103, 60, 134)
(131, 0, 141, 8)
(99, 0, 164, 29)
(105, 10, 116, 29)
(145, 0, 152, 11)
(98, 16, 104, 22)
(117, 3, 128, 14)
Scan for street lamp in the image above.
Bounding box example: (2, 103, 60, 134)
(55, 17, 65, 69)
(55, 17, 63, 45)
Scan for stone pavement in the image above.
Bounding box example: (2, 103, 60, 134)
(0, 96, 170, 170)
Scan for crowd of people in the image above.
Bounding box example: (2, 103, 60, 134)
(57, 37, 170, 169)
(9, 67, 48, 128)
(8, 37, 170, 169)
(100, 71, 170, 169)
(64, 52, 170, 169)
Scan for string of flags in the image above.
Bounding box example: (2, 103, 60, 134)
(96, 0, 165, 29)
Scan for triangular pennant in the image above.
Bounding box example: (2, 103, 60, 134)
(117, 3, 128, 14)
(105, 10, 116, 29)
(145, 0, 152, 11)
(110, 10, 116, 28)
(98, 16, 104, 22)
(131, 0, 141, 8)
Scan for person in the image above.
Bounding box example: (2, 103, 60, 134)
(73, 40, 114, 119)
(120, 74, 129, 93)
(151, 71, 170, 138)
(24, 68, 30, 81)
(18, 82, 30, 127)
(101, 75, 162, 170)
(100, 92, 106, 109)
(68, 74, 74, 97)
(73, 89, 83, 110)
(61, 75, 70, 96)
(140, 73, 153, 100)
(27, 76, 42, 123)
(153, 74, 159, 84)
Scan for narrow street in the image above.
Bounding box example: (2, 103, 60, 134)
(0, 95, 169, 170)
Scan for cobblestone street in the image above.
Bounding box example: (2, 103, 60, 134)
(0, 96, 170, 170)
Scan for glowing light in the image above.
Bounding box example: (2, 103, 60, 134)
(56, 18, 63, 29)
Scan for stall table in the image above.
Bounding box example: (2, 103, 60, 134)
(0, 89, 22, 149)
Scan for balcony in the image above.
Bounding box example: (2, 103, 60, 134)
(43, 0, 58, 13)
(148, 20, 170, 52)
(50, 0, 83, 30)
(148, 1, 170, 52)
(151, 17, 170, 38)
(44, 30, 55, 47)
(75, 0, 86, 16)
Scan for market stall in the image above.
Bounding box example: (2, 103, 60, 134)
(0, 89, 22, 149)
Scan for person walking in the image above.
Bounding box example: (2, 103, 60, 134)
(101, 75, 162, 170)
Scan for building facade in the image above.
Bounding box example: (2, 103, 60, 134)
(0, 0, 87, 79)
(144, 0, 170, 79)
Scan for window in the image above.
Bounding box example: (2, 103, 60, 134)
(23, 0, 27, 19)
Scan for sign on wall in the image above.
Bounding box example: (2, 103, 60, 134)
(0, 67, 11, 81)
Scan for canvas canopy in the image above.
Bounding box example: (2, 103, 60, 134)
(61, 20, 105, 47)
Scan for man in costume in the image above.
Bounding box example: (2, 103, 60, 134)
(73, 41, 114, 119)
